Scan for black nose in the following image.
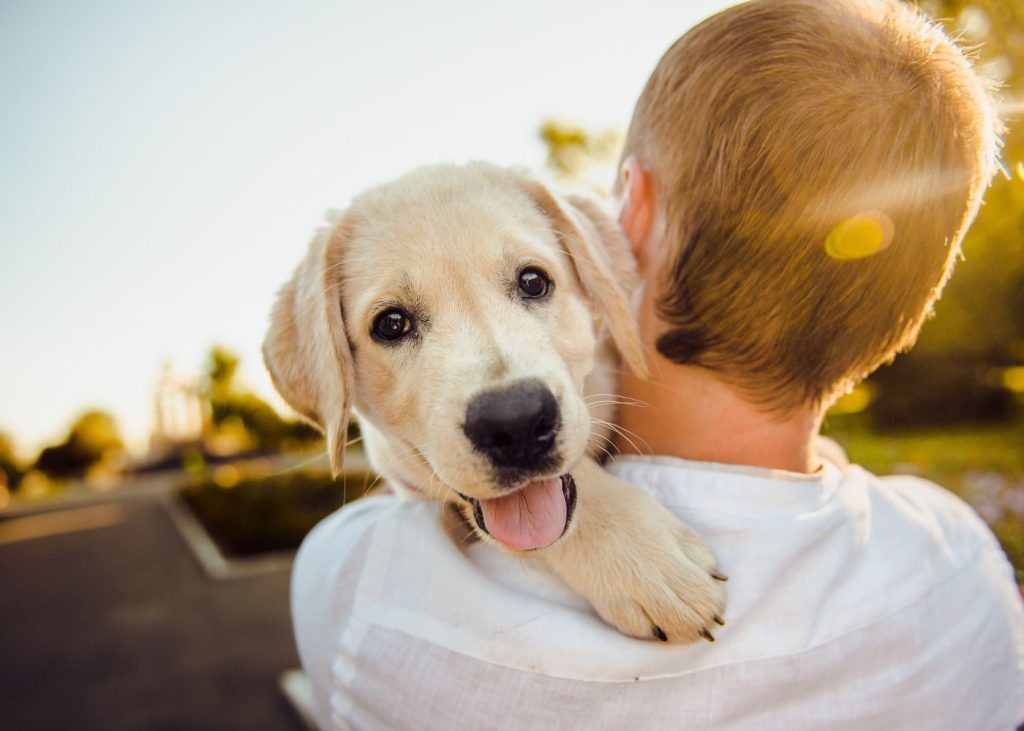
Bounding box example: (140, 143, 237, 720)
(463, 379, 559, 469)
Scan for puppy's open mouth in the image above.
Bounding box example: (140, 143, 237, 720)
(458, 474, 577, 551)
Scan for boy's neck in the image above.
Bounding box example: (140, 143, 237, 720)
(614, 360, 823, 474)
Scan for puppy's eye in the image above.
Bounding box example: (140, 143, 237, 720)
(372, 308, 413, 342)
(518, 268, 551, 299)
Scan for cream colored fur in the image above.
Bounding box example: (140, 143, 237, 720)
(264, 162, 725, 642)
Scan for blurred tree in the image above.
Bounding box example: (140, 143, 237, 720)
(200, 346, 320, 453)
(207, 345, 240, 398)
(0, 431, 23, 490)
(33, 410, 125, 478)
(539, 120, 622, 193)
(869, 0, 1024, 428)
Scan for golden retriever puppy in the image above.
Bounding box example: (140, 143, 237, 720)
(264, 162, 726, 642)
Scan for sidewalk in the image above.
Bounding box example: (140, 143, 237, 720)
(0, 487, 305, 731)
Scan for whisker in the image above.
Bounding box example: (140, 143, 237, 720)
(584, 392, 648, 408)
(584, 395, 637, 403)
(362, 470, 385, 494)
(591, 442, 615, 462)
(585, 399, 648, 410)
(591, 416, 651, 456)
(264, 451, 329, 478)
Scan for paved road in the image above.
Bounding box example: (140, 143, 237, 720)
(0, 494, 305, 731)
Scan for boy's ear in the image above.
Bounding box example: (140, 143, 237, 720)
(617, 156, 657, 266)
(263, 215, 355, 476)
(517, 177, 649, 379)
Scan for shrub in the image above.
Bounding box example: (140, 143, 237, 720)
(180, 469, 375, 556)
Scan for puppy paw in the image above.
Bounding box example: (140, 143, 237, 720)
(539, 459, 727, 643)
(590, 517, 727, 644)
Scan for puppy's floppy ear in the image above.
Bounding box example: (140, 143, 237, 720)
(518, 179, 649, 378)
(263, 214, 355, 476)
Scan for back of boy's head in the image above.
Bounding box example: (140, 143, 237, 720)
(622, 0, 999, 410)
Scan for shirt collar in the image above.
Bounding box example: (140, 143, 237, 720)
(606, 453, 843, 517)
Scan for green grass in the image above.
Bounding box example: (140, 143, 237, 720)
(825, 421, 1024, 582)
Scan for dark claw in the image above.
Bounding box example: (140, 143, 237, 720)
(700, 628, 716, 643)
(653, 626, 668, 642)
(713, 614, 725, 626)
(710, 569, 729, 582)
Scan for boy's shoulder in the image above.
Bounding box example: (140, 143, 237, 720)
(817, 436, 1004, 565)
(851, 463, 1006, 566)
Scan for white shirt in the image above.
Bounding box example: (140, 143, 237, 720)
(292, 454, 1024, 730)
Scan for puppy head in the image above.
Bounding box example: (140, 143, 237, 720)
(264, 164, 645, 514)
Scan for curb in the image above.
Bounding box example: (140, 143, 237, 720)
(279, 669, 320, 731)
(161, 494, 295, 580)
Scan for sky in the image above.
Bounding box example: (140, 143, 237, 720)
(0, 0, 735, 458)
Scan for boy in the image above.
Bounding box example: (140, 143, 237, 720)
(292, 1, 1024, 728)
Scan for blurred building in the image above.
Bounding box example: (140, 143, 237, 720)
(149, 362, 209, 460)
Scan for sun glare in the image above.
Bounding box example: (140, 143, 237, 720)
(824, 211, 894, 260)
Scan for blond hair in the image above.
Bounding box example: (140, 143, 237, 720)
(622, 0, 999, 408)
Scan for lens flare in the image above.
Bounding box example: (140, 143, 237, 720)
(825, 211, 894, 260)
(1003, 366, 1024, 393)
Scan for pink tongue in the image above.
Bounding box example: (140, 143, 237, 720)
(478, 477, 566, 551)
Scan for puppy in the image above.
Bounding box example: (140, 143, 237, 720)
(264, 162, 726, 642)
